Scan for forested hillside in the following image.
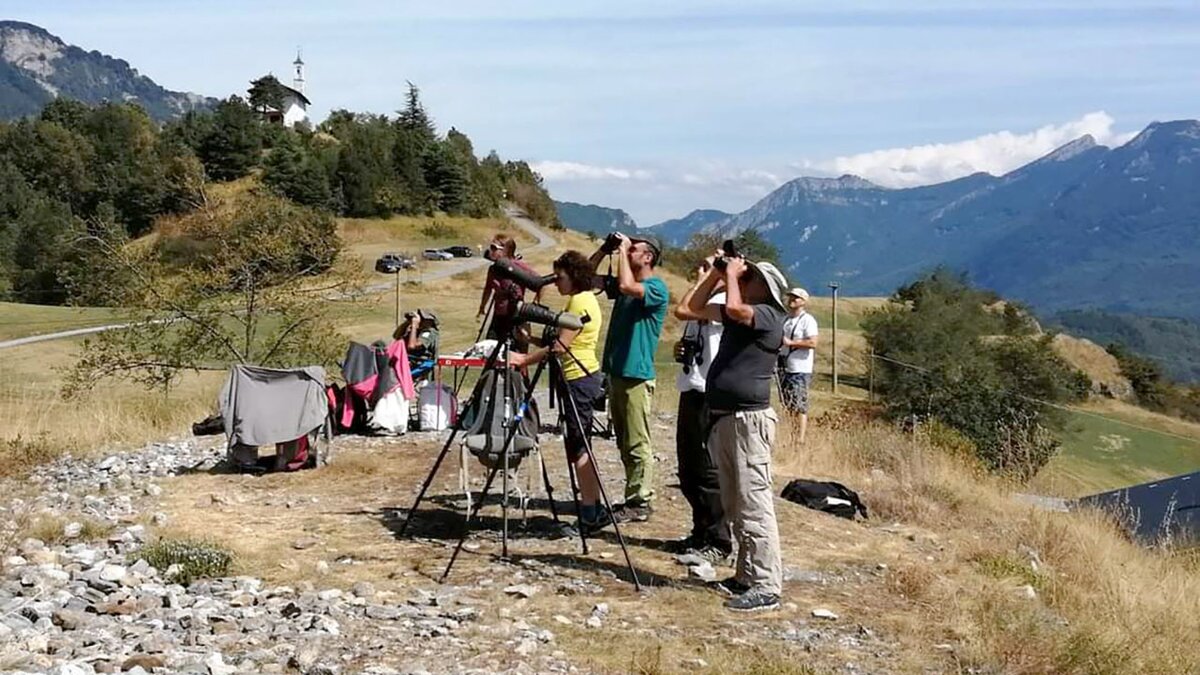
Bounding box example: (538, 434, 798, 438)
(0, 85, 558, 305)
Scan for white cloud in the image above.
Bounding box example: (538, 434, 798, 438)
(823, 111, 1137, 188)
(531, 160, 653, 182)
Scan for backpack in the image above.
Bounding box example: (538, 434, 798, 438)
(780, 479, 869, 520)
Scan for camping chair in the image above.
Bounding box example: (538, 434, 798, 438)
(458, 367, 544, 520)
(220, 365, 333, 472)
(409, 356, 437, 383)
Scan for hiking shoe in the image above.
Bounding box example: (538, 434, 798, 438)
(663, 535, 702, 554)
(580, 508, 614, 537)
(725, 589, 780, 612)
(690, 544, 734, 566)
(711, 577, 751, 598)
(612, 502, 652, 523)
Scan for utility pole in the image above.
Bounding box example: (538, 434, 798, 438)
(828, 282, 840, 395)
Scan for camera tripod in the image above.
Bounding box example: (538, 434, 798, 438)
(399, 331, 642, 590)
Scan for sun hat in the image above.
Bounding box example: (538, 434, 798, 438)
(787, 287, 810, 301)
(747, 261, 789, 309)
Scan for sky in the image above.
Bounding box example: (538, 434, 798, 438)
(10, 0, 1200, 224)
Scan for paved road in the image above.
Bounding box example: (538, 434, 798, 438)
(0, 207, 556, 351)
(362, 205, 556, 293)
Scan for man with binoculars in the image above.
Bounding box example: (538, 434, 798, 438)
(589, 232, 668, 523)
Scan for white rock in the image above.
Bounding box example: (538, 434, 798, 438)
(503, 584, 539, 599)
(1016, 584, 1038, 600)
(553, 615, 572, 625)
(315, 561, 331, 575)
(99, 564, 127, 582)
(585, 616, 603, 629)
(205, 652, 237, 675)
(811, 608, 839, 620)
(63, 522, 83, 539)
(515, 638, 538, 656)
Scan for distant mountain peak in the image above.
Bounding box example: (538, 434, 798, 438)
(0, 20, 216, 122)
(1039, 134, 1099, 163)
(787, 174, 880, 192)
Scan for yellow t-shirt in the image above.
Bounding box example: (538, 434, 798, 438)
(561, 291, 602, 381)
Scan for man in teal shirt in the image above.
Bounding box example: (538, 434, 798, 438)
(591, 233, 669, 522)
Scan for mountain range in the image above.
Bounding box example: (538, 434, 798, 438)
(0, 21, 215, 122)
(646, 120, 1200, 323)
(553, 200, 638, 236)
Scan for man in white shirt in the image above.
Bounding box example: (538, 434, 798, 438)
(780, 288, 819, 443)
(669, 262, 729, 562)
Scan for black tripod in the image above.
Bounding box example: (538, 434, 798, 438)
(400, 327, 642, 590)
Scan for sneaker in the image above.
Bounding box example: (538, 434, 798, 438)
(612, 502, 652, 523)
(580, 507, 614, 537)
(724, 589, 781, 613)
(690, 544, 734, 566)
(711, 577, 751, 598)
(663, 535, 702, 554)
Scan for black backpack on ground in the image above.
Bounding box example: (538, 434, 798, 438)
(781, 479, 869, 520)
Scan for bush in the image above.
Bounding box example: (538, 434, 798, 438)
(135, 538, 234, 585)
(864, 270, 1080, 479)
(0, 435, 60, 479)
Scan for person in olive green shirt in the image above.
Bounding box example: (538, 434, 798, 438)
(590, 233, 668, 522)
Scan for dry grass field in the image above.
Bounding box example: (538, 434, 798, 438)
(4, 209, 1200, 672)
(146, 405, 1200, 673)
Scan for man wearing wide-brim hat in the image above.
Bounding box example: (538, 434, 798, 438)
(685, 253, 789, 613)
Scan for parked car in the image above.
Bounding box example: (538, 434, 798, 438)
(444, 245, 474, 258)
(423, 248, 454, 261)
(374, 253, 415, 273)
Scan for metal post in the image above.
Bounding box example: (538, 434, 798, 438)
(868, 348, 875, 403)
(828, 282, 840, 395)
(393, 271, 401, 328)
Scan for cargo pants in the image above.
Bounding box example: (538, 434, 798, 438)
(609, 376, 656, 504)
(709, 408, 783, 596)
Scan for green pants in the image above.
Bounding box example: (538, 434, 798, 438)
(609, 376, 656, 504)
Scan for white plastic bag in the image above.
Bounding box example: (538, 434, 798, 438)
(369, 389, 409, 435)
(418, 382, 456, 431)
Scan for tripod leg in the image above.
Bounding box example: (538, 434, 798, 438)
(442, 461, 501, 582)
(548, 352, 641, 590)
(540, 446, 560, 522)
(400, 339, 506, 537)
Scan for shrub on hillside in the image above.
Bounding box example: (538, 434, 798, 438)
(864, 269, 1084, 479)
(136, 538, 233, 586)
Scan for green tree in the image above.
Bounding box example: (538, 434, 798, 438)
(397, 82, 437, 147)
(199, 96, 262, 181)
(84, 103, 171, 236)
(263, 133, 332, 209)
(66, 192, 354, 393)
(423, 140, 469, 213)
(38, 98, 91, 133)
(863, 270, 1083, 479)
(0, 118, 95, 215)
(247, 74, 288, 115)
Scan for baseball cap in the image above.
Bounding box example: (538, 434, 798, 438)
(787, 287, 810, 301)
(628, 235, 663, 266)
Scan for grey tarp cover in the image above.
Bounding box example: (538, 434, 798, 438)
(219, 365, 328, 446)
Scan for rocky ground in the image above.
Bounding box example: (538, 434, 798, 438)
(0, 412, 945, 675)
